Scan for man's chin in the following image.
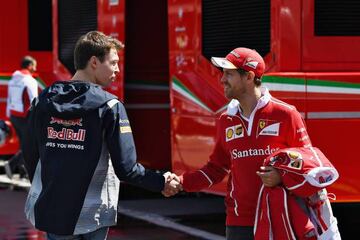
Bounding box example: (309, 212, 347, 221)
(224, 91, 232, 99)
(103, 82, 111, 88)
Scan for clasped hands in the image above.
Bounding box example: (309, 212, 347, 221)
(160, 166, 282, 197)
(162, 172, 183, 197)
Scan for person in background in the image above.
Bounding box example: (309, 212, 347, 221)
(4, 55, 38, 187)
(171, 47, 312, 240)
(22, 31, 180, 240)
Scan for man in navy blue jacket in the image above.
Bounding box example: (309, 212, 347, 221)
(23, 31, 180, 239)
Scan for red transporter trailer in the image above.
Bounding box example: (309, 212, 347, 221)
(0, 0, 359, 235)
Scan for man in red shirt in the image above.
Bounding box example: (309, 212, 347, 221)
(177, 48, 312, 240)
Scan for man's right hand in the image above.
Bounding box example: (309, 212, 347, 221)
(162, 172, 183, 197)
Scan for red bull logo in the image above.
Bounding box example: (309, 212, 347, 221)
(50, 117, 83, 126)
(47, 127, 86, 141)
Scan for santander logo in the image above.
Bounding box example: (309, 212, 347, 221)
(47, 127, 86, 141)
(231, 145, 279, 160)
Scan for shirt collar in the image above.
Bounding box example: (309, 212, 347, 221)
(19, 69, 32, 75)
(226, 87, 271, 116)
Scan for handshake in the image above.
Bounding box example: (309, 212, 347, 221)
(162, 172, 183, 197)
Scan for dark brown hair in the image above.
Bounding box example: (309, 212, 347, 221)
(237, 68, 262, 86)
(21, 55, 36, 69)
(74, 31, 124, 70)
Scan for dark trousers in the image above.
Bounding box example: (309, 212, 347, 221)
(47, 227, 109, 240)
(8, 115, 28, 176)
(226, 226, 254, 240)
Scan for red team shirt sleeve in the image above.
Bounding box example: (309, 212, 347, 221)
(180, 118, 231, 192)
(286, 109, 312, 148)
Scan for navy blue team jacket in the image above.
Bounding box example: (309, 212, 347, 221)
(22, 80, 165, 234)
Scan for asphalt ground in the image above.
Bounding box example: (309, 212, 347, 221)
(0, 182, 226, 240)
(0, 174, 358, 239)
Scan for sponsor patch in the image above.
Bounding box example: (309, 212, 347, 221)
(230, 50, 240, 58)
(287, 151, 303, 169)
(259, 120, 266, 129)
(119, 119, 130, 124)
(226, 124, 244, 142)
(120, 126, 132, 133)
(318, 175, 333, 184)
(47, 127, 86, 141)
(288, 151, 300, 159)
(244, 60, 258, 69)
(235, 125, 243, 136)
(257, 119, 280, 137)
(50, 117, 83, 126)
(296, 127, 306, 133)
(46, 141, 84, 150)
(226, 128, 234, 140)
(232, 145, 279, 160)
(299, 135, 309, 142)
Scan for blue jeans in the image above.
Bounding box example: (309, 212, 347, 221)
(226, 226, 254, 240)
(47, 227, 109, 240)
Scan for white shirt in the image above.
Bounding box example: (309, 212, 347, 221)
(6, 70, 38, 117)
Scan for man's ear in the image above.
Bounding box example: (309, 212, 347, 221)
(89, 56, 98, 69)
(247, 71, 256, 83)
(29, 63, 36, 72)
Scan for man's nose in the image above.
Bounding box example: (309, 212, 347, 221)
(220, 74, 226, 84)
(114, 64, 120, 75)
